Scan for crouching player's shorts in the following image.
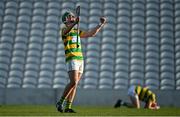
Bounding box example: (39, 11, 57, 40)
(128, 86, 137, 97)
(66, 60, 84, 73)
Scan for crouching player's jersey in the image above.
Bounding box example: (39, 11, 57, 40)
(61, 27, 85, 62)
(135, 86, 156, 103)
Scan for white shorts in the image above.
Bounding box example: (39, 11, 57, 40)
(66, 60, 84, 73)
(128, 86, 137, 97)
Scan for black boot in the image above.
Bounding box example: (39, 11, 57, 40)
(64, 108, 76, 113)
(56, 102, 64, 113)
(114, 99, 122, 108)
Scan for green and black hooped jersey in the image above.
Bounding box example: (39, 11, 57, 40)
(61, 27, 85, 62)
(135, 86, 156, 103)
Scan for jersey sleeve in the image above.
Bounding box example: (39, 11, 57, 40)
(151, 94, 156, 102)
(61, 27, 66, 36)
(79, 30, 85, 37)
(147, 93, 156, 104)
(61, 27, 67, 41)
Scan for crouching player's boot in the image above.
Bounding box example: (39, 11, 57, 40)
(64, 101, 76, 113)
(114, 99, 122, 108)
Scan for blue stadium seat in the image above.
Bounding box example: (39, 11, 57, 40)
(99, 78, 113, 89)
(53, 77, 68, 89)
(83, 78, 98, 89)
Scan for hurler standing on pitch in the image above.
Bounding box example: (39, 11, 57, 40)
(56, 6, 106, 113)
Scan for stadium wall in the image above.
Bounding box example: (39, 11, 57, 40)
(0, 89, 180, 107)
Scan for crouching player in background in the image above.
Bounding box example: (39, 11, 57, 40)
(114, 85, 160, 110)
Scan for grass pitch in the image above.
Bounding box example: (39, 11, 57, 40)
(0, 105, 180, 116)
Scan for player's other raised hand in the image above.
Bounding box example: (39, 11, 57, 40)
(100, 17, 106, 24)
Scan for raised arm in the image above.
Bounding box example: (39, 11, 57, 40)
(80, 17, 106, 38)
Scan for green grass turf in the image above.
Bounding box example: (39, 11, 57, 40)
(0, 105, 180, 116)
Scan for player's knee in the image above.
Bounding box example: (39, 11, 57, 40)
(70, 80, 78, 87)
